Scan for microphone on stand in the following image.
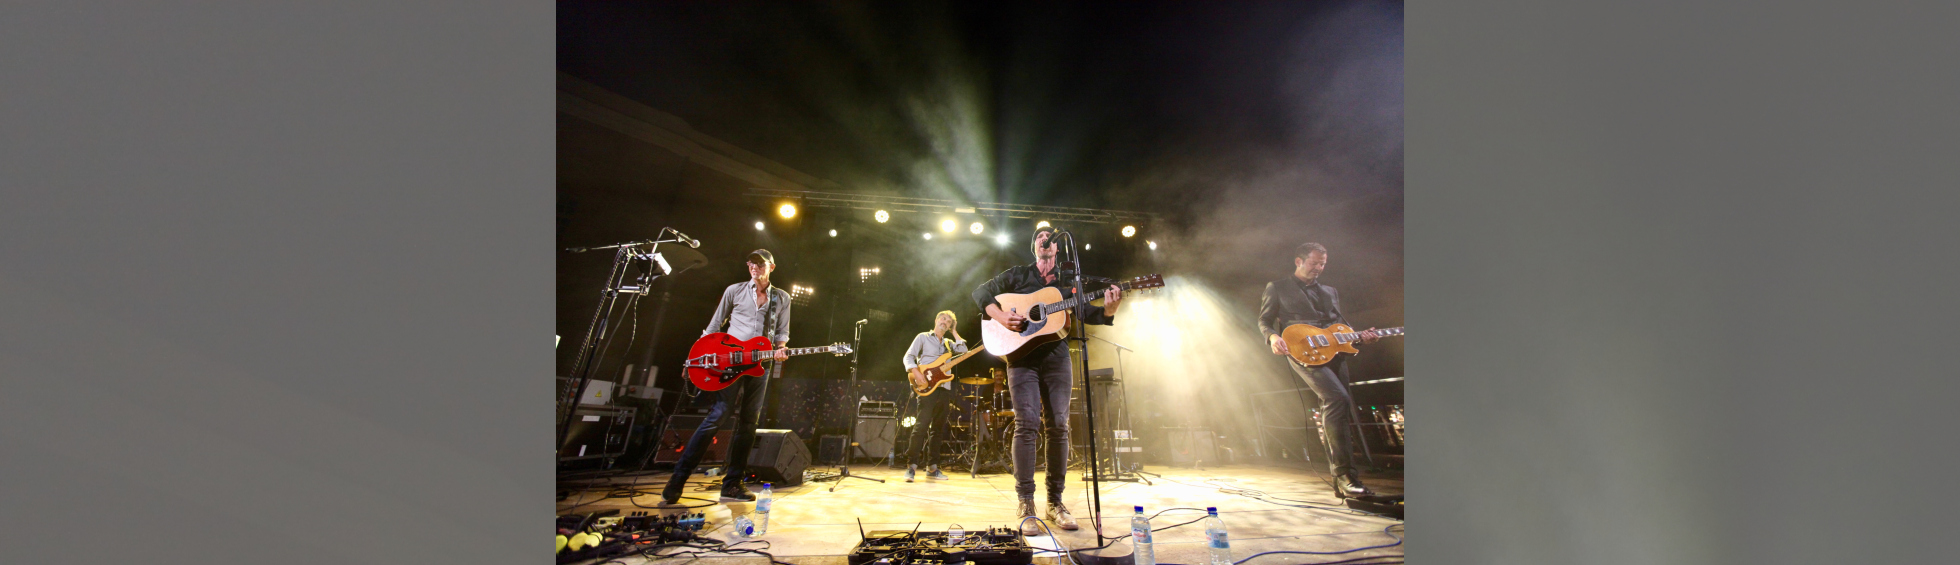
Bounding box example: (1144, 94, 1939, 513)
(666, 228, 702, 249)
(856, 319, 869, 325)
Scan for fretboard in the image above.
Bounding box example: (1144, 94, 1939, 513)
(1332, 327, 1405, 345)
(1040, 282, 1140, 316)
(736, 345, 835, 364)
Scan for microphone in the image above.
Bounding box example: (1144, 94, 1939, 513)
(667, 228, 701, 249)
(856, 319, 869, 325)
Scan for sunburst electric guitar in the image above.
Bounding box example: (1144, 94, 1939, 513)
(980, 274, 1165, 362)
(684, 333, 852, 391)
(908, 344, 988, 397)
(1281, 323, 1405, 366)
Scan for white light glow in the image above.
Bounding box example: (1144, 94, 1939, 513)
(754, 221, 765, 231)
(1122, 225, 1137, 237)
(875, 210, 890, 223)
(970, 222, 984, 235)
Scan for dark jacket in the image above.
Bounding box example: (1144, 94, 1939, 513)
(1258, 276, 1348, 340)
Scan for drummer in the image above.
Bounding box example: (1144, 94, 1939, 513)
(902, 310, 968, 482)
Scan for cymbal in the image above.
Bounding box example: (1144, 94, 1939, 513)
(957, 376, 997, 385)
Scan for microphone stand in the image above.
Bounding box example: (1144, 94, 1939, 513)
(1055, 231, 1111, 548)
(557, 234, 691, 452)
(1087, 333, 1153, 485)
(829, 319, 885, 491)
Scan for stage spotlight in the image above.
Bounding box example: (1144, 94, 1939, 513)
(923, 233, 933, 240)
(970, 222, 984, 235)
(901, 416, 917, 428)
(995, 233, 1009, 246)
(1085, 243, 1093, 250)
(1036, 220, 1051, 229)
(940, 219, 957, 233)
(1147, 240, 1158, 250)
(1121, 225, 1136, 237)
(778, 203, 797, 219)
(828, 229, 838, 237)
(875, 210, 890, 223)
(754, 221, 765, 231)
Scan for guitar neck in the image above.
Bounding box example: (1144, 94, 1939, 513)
(1041, 282, 1140, 316)
(782, 345, 835, 357)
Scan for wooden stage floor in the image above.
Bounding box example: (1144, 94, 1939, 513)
(557, 463, 1404, 565)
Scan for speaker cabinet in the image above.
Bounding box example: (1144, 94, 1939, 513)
(746, 430, 811, 486)
(852, 418, 897, 460)
(818, 435, 848, 465)
(559, 406, 635, 462)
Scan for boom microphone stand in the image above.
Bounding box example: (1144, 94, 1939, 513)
(557, 229, 703, 451)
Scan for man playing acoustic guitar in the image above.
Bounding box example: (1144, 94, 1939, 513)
(974, 226, 1123, 535)
(901, 310, 969, 482)
(662, 249, 790, 505)
(1259, 242, 1383, 499)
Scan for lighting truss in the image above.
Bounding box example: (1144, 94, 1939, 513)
(746, 188, 1159, 225)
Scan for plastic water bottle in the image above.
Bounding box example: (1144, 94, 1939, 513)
(948, 524, 965, 546)
(1131, 506, 1155, 565)
(755, 483, 774, 535)
(1204, 507, 1231, 565)
(732, 515, 755, 538)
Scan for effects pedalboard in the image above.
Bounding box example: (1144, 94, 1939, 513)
(849, 525, 1034, 565)
(555, 509, 709, 564)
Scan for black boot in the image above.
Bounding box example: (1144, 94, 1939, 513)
(719, 483, 756, 502)
(1336, 472, 1374, 499)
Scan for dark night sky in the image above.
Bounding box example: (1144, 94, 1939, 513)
(557, 1, 1402, 396)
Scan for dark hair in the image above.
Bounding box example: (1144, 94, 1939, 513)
(1295, 242, 1328, 260)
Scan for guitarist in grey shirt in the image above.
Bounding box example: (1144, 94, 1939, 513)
(900, 310, 968, 482)
(1259, 242, 1382, 499)
(661, 249, 791, 506)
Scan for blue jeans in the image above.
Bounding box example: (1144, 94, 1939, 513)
(666, 374, 767, 492)
(1007, 343, 1074, 502)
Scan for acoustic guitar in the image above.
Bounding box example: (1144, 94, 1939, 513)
(1281, 323, 1404, 366)
(908, 344, 988, 397)
(683, 332, 852, 391)
(980, 274, 1165, 362)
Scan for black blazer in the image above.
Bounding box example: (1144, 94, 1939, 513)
(1258, 277, 1347, 340)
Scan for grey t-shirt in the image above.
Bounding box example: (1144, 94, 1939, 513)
(903, 332, 969, 390)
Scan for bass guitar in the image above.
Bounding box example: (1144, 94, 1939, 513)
(980, 274, 1165, 362)
(1281, 323, 1404, 366)
(908, 344, 988, 396)
(684, 333, 852, 391)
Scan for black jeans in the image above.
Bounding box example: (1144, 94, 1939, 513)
(906, 388, 955, 467)
(1289, 356, 1357, 476)
(666, 373, 768, 493)
(1007, 343, 1074, 502)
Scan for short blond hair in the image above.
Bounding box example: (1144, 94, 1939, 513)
(936, 310, 957, 325)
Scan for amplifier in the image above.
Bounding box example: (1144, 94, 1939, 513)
(857, 400, 898, 419)
(559, 405, 635, 461)
(650, 413, 734, 464)
(851, 418, 897, 459)
(818, 435, 848, 465)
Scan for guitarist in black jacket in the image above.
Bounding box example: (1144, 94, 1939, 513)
(973, 226, 1122, 535)
(1259, 242, 1382, 498)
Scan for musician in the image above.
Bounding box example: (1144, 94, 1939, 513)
(973, 226, 1123, 534)
(1259, 242, 1382, 498)
(662, 249, 791, 505)
(900, 310, 969, 482)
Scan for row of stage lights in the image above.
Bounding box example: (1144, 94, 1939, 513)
(761, 202, 1155, 250)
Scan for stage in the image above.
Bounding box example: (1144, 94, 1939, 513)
(557, 463, 1404, 565)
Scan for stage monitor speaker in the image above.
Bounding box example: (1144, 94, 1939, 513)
(746, 430, 810, 486)
(1166, 428, 1216, 466)
(651, 413, 734, 464)
(852, 418, 896, 460)
(818, 435, 848, 465)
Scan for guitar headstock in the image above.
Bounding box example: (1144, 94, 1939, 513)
(830, 343, 854, 356)
(1120, 274, 1165, 291)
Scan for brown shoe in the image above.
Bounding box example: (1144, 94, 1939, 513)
(1017, 499, 1041, 536)
(1046, 501, 1080, 530)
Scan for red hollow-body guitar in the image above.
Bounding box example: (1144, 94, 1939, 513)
(683, 333, 852, 391)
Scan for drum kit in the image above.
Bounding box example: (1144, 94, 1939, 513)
(945, 367, 1014, 475)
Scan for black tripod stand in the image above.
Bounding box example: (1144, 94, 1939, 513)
(828, 319, 885, 491)
(557, 229, 704, 453)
